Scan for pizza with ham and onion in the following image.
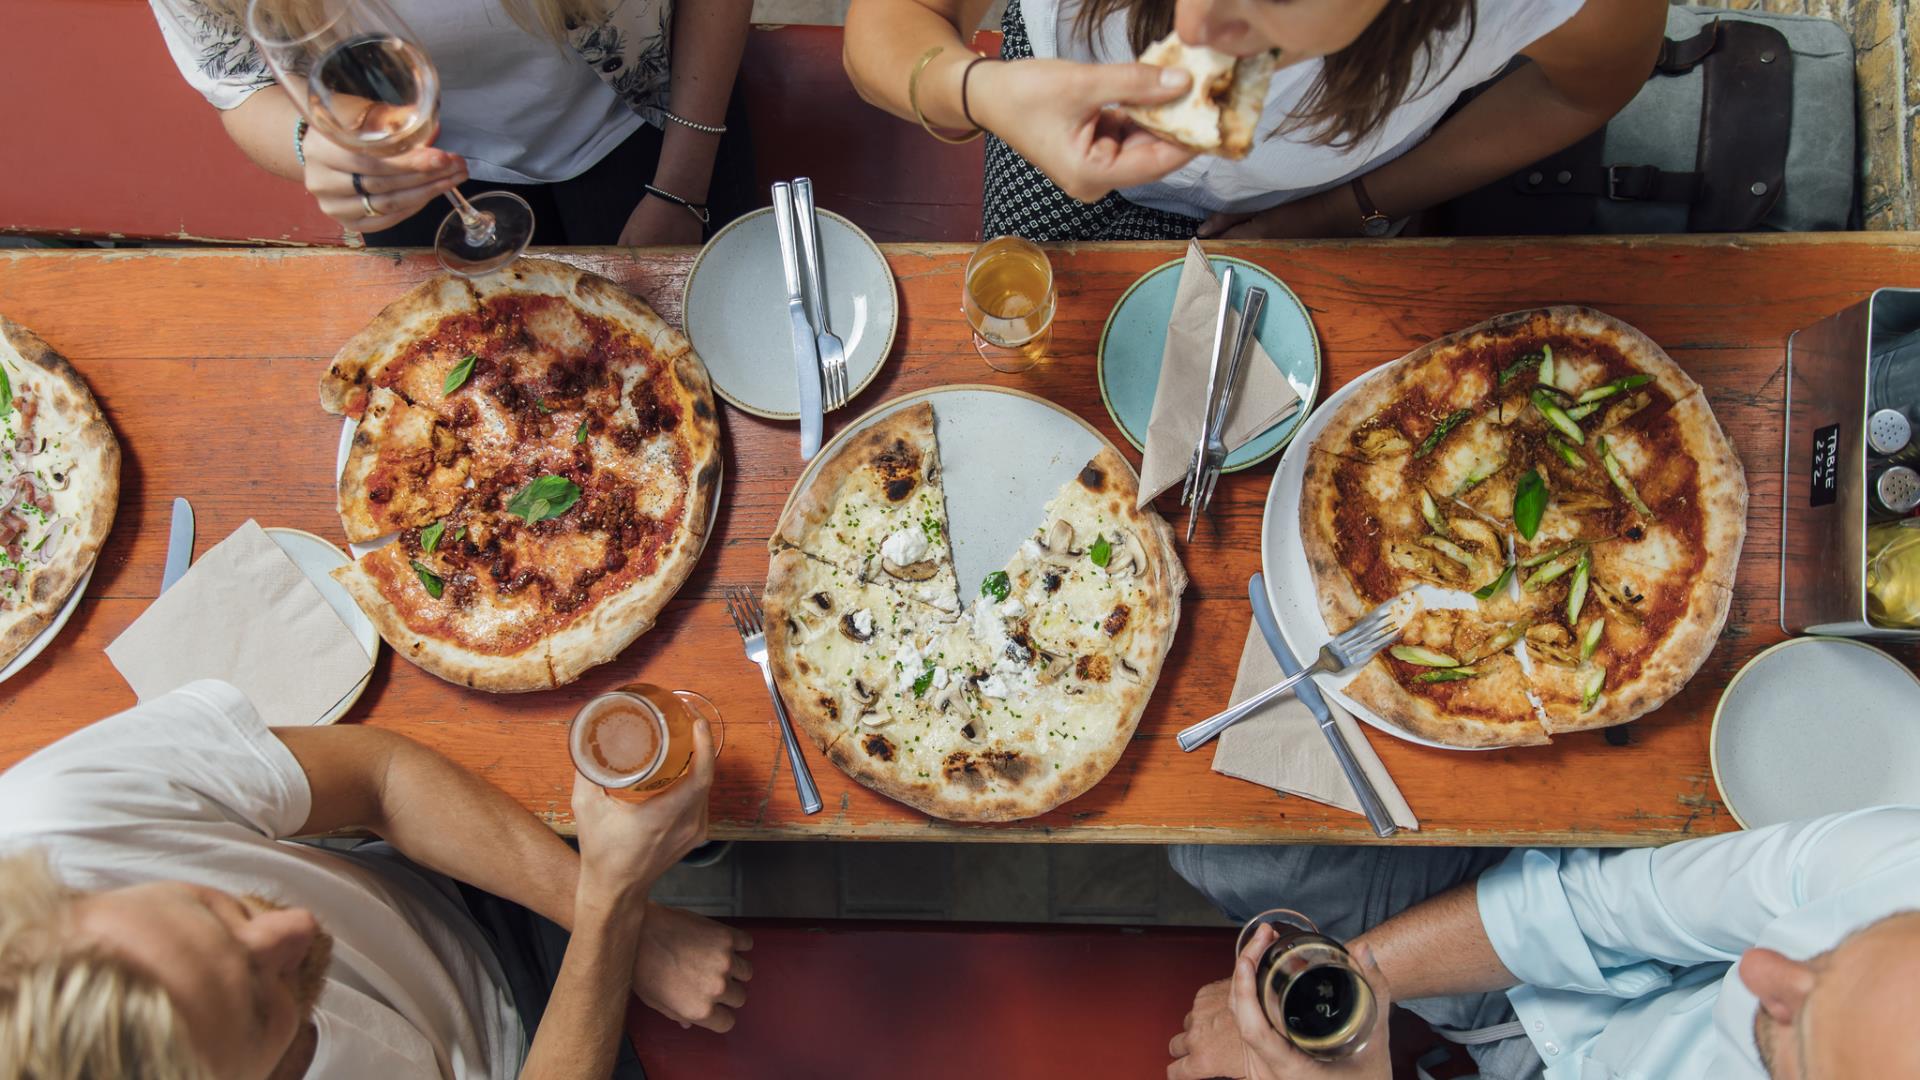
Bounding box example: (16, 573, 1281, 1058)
(1302, 307, 1746, 748)
(0, 316, 119, 670)
(320, 260, 721, 692)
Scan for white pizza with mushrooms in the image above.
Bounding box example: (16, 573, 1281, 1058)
(766, 412, 1184, 823)
(0, 316, 120, 670)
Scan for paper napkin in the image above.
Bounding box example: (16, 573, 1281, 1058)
(107, 520, 373, 726)
(1137, 240, 1303, 506)
(1210, 620, 1419, 829)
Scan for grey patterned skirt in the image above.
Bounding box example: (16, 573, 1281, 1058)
(980, 3, 1202, 242)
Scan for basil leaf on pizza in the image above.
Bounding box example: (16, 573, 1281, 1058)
(507, 475, 581, 524)
(419, 520, 446, 553)
(981, 570, 1010, 601)
(0, 361, 11, 419)
(410, 560, 444, 598)
(1513, 469, 1546, 540)
(443, 353, 478, 396)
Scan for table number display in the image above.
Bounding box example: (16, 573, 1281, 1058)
(1809, 423, 1840, 507)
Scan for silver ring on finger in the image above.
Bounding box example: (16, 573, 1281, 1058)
(361, 192, 379, 218)
(352, 172, 371, 197)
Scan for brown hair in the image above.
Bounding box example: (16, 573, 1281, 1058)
(1075, 0, 1478, 149)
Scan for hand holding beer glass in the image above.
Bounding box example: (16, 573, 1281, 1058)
(570, 685, 723, 905)
(1226, 911, 1390, 1077)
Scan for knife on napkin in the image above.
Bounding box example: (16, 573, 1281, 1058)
(1248, 573, 1400, 837)
(772, 181, 823, 460)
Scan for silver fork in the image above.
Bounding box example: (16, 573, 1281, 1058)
(724, 586, 823, 815)
(1176, 593, 1410, 752)
(793, 179, 849, 410)
(1190, 286, 1267, 532)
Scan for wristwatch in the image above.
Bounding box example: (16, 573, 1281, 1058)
(1350, 176, 1392, 237)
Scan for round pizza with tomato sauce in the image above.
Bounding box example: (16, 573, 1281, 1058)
(1301, 307, 1745, 748)
(320, 260, 721, 692)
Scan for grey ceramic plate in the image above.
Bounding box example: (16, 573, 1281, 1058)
(1712, 636, 1920, 828)
(782, 387, 1121, 597)
(263, 527, 377, 725)
(683, 206, 898, 420)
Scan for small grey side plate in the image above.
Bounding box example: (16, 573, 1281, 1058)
(1712, 636, 1920, 828)
(782, 387, 1115, 597)
(683, 206, 898, 420)
(0, 563, 93, 684)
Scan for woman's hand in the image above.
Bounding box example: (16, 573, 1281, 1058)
(300, 124, 467, 233)
(631, 903, 753, 1032)
(619, 194, 707, 247)
(571, 716, 716, 916)
(969, 59, 1199, 203)
(1197, 185, 1362, 240)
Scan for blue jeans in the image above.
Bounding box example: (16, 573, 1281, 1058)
(1169, 844, 1544, 1080)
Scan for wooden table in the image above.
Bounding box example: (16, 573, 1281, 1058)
(4, 236, 1914, 846)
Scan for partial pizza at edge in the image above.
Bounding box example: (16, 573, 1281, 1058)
(1302, 306, 1746, 747)
(323, 259, 721, 692)
(0, 316, 120, 669)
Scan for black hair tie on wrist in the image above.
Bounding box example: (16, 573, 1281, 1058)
(960, 56, 991, 132)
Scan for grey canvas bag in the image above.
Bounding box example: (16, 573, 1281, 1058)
(1430, 5, 1856, 234)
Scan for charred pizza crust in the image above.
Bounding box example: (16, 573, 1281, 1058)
(0, 317, 120, 668)
(322, 260, 721, 692)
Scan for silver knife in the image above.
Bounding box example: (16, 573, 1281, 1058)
(1248, 573, 1398, 837)
(160, 497, 194, 592)
(771, 182, 823, 460)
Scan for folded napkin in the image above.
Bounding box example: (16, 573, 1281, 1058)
(1137, 239, 1304, 506)
(108, 520, 373, 726)
(1211, 620, 1419, 829)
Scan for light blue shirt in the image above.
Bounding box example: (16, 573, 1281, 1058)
(1476, 806, 1920, 1079)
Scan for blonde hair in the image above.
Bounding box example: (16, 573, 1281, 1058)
(0, 850, 209, 1080)
(222, 0, 609, 44)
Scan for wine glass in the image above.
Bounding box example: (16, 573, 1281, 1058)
(962, 235, 1055, 373)
(246, 0, 534, 276)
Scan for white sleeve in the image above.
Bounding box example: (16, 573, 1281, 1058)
(0, 680, 312, 843)
(148, 0, 276, 111)
(1476, 808, 1920, 996)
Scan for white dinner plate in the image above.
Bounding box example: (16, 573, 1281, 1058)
(682, 206, 898, 420)
(335, 418, 724, 561)
(1258, 365, 1483, 751)
(781, 387, 1119, 598)
(0, 562, 94, 685)
(1712, 636, 1920, 829)
(263, 527, 378, 725)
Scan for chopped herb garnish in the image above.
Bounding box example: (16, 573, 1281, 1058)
(1415, 409, 1474, 459)
(1473, 564, 1514, 600)
(0, 363, 10, 420)
(981, 570, 1010, 601)
(507, 474, 582, 524)
(443, 354, 478, 396)
(536, 399, 554, 414)
(911, 662, 936, 698)
(450, 525, 467, 544)
(1513, 468, 1547, 540)
(410, 560, 444, 599)
(420, 520, 446, 553)
(1089, 535, 1112, 567)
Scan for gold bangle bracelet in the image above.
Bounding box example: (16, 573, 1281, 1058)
(908, 45, 984, 145)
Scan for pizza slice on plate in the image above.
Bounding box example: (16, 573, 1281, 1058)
(337, 386, 471, 542)
(1345, 606, 1547, 748)
(774, 401, 962, 613)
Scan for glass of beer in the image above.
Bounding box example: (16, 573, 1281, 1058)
(569, 683, 722, 793)
(1236, 909, 1377, 1061)
(963, 235, 1056, 373)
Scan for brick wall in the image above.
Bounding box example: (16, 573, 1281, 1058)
(1691, 0, 1914, 229)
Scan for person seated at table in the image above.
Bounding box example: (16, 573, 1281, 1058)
(0, 680, 751, 1079)
(1163, 807, 1920, 1079)
(148, 0, 752, 245)
(843, 0, 1664, 241)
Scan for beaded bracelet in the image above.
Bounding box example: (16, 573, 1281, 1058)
(644, 183, 711, 225)
(661, 109, 726, 135)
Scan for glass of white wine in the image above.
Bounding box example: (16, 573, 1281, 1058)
(963, 235, 1055, 374)
(247, 0, 534, 276)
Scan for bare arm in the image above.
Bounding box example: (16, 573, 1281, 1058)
(518, 899, 645, 1080)
(1208, 0, 1665, 238)
(274, 726, 751, 1031)
(843, 0, 996, 131)
(219, 86, 307, 181)
(1350, 881, 1518, 1000)
(621, 0, 752, 244)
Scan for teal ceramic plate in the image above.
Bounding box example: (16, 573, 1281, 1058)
(1096, 256, 1320, 472)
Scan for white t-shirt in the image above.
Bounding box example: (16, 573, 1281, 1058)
(150, 0, 644, 184)
(0, 681, 525, 1080)
(1022, 0, 1585, 218)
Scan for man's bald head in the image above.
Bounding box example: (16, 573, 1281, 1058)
(1747, 910, 1920, 1079)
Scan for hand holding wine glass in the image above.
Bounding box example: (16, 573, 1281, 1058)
(247, 0, 534, 276)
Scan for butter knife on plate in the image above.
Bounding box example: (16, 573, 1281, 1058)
(161, 497, 194, 592)
(1248, 573, 1399, 837)
(771, 181, 823, 460)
